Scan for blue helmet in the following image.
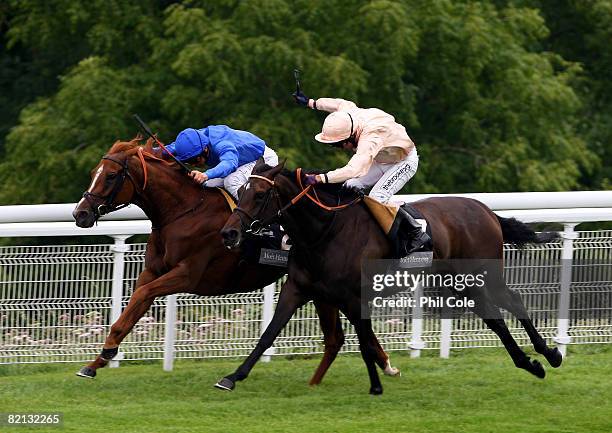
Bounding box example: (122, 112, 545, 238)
(170, 128, 207, 161)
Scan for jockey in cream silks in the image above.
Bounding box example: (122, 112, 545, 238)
(293, 90, 430, 254)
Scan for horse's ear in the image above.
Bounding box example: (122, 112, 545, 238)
(144, 137, 154, 152)
(266, 159, 285, 179)
(254, 156, 266, 168)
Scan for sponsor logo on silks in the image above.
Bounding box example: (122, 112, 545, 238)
(381, 163, 412, 191)
(398, 251, 433, 268)
(259, 248, 289, 267)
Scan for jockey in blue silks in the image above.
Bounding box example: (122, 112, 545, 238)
(161, 125, 278, 200)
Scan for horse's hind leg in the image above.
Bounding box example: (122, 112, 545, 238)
(309, 301, 345, 385)
(472, 297, 546, 378)
(309, 301, 398, 385)
(493, 284, 562, 368)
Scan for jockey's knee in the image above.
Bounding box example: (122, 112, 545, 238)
(345, 178, 364, 190)
(369, 188, 392, 204)
(263, 147, 278, 166)
(223, 177, 243, 200)
(205, 178, 223, 188)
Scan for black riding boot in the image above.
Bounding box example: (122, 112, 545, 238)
(398, 207, 431, 254)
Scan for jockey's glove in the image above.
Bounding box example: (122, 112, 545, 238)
(304, 174, 319, 185)
(293, 90, 310, 107)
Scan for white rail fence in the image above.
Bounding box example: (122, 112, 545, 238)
(0, 191, 611, 369)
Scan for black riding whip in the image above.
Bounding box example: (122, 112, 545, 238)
(294, 68, 302, 94)
(132, 114, 191, 173)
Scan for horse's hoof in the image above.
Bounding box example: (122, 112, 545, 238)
(546, 348, 563, 368)
(383, 365, 401, 377)
(369, 386, 383, 395)
(214, 377, 235, 391)
(76, 366, 96, 379)
(529, 359, 546, 379)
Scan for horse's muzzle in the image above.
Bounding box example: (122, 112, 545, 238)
(221, 227, 241, 249)
(73, 208, 96, 228)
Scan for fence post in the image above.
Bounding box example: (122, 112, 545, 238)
(409, 282, 425, 358)
(554, 223, 577, 357)
(260, 283, 276, 362)
(109, 235, 130, 368)
(439, 288, 452, 358)
(164, 294, 177, 371)
(439, 319, 452, 358)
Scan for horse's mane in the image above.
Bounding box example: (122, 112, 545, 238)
(107, 135, 178, 168)
(108, 135, 147, 155)
(253, 163, 361, 202)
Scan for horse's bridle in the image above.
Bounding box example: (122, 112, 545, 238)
(234, 175, 285, 235)
(233, 169, 363, 237)
(82, 154, 142, 218)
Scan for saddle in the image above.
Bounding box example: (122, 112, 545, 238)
(216, 187, 236, 211)
(363, 196, 433, 259)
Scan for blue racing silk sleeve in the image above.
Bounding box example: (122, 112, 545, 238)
(204, 140, 239, 179)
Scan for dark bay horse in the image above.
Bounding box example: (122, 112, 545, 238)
(217, 159, 563, 394)
(72, 137, 396, 382)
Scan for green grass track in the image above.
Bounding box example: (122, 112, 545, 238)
(1, 345, 610, 433)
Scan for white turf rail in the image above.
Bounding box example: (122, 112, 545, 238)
(0, 191, 611, 237)
(1, 190, 611, 366)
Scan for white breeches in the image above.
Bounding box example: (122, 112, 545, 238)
(345, 148, 419, 203)
(205, 146, 279, 200)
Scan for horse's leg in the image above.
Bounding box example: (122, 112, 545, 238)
(76, 261, 200, 378)
(76, 268, 157, 378)
(215, 278, 307, 391)
(374, 335, 400, 376)
(491, 282, 562, 368)
(309, 301, 398, 385)
(471, 296, 546, 378)
(343, 306, 384, 395)
(309, 301, 345, 385)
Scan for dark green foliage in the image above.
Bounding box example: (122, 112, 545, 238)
(0, 0, 609, 205)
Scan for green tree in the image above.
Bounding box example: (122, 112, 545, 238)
(0, 0, 603, 206)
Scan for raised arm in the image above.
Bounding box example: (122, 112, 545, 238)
(293, 88, 357, 112)
(308, 98, 357, 113)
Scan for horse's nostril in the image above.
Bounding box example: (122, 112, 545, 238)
(76, 210, 90, 221)
(222, 229, 237, 240)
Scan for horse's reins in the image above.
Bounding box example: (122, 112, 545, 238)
(234, 168, 362, 236)
(83, 148, 204, 227)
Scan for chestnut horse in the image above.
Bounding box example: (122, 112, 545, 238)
(217, 159, 563, 395)
(72, 137, 396, 381)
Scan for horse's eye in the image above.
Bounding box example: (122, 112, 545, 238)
(106, 172, 117, 180)
(255, 191, 266, 200)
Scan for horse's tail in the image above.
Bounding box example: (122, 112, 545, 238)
(495, 214, 559, 246)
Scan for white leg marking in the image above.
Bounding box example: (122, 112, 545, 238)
(384, 359, 401, 376)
